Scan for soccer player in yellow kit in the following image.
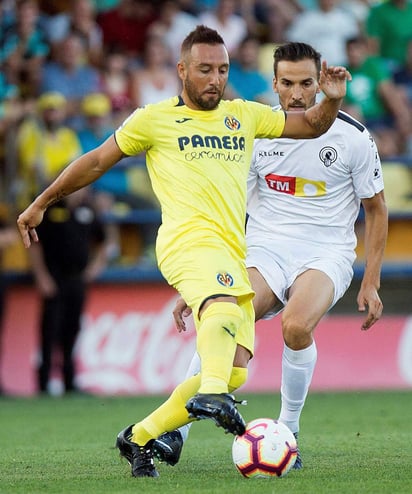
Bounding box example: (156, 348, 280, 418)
(17, 26, 351, 478)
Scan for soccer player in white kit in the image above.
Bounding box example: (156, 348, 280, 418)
(154, 42, 388, 469)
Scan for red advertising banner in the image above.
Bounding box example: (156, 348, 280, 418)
(1, 284, 411, 396)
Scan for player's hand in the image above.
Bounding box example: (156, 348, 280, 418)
(319, 60, 352, 100)
(173, 296, 192, 333)
(357, 285, 383, 330)
(16, 204, 45, 248)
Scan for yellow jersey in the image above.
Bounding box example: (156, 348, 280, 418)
(115, 96, 285, 269)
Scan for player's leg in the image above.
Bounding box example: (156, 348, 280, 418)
(117, 299, 254, 477)
(38, 293, 60, 393)
(60, 277, 85, 393)
(152, 350, 201, 465)
(279, 269, 334, 468)
(153, 345, 251, 465)
(117, 345, 250, 475)
(247, 266, 281, 320)
(185, 296, 254, 434)
(153, 298, 254, 466)
(195, 298, 241, 393)
(116, 250, 254, 477)
(175, 351, 202, 443)
(154, 268, 277, 466)
(116, 373, 201, 477)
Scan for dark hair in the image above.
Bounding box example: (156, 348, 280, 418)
(273, 42, 322, 78)
(346, 35, 368, 48)
(181, 25, 225, 56)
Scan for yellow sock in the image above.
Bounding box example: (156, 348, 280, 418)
(228, 366, 248, 393)
(131, 374, 201, 445)
(196, 302, 243, 394)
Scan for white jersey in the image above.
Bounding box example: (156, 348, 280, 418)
(247, 110, 384, 262)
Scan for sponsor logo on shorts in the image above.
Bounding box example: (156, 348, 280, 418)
(217, 272, 234, 287)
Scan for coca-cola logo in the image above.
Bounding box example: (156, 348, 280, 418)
(74, 295, 197, 395)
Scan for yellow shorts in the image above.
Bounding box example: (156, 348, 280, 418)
(160, 243, 255, 354)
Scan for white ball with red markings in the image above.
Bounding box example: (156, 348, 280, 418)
(232, 418, 297, 478)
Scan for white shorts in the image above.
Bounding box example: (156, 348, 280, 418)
(246, 239, 354, 319)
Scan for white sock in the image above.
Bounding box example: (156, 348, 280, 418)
(178, 351, 201, 442)
(278, 341, 317, 434)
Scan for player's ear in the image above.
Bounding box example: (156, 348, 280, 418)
(177, 61, 185, 81)
(272, 76, 278, 93)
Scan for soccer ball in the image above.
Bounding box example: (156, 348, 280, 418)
(232, 418, 298, 479)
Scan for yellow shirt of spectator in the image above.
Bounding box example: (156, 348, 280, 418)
(17, 118, 82, 203)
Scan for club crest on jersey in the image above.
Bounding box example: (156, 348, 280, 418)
(217, 272, 234, 287)
(224, 116, 241, 131)
(319, 146, 337, 167)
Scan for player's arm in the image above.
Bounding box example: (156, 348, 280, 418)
(357, 191, 388, 330)
(282, 61, 352, 138)
(17, 135, 124, 248)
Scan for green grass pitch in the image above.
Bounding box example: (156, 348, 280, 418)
(1, 390, 411, 494)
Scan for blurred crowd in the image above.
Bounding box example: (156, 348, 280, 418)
(1, 0, 412, 261)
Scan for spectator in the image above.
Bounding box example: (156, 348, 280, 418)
(148, 0, 198, 63)
(77, 92, 121, 261)
(198, 0, 249, 56)
(29, 187, 107, 395)
(257, 0, 303, 44)
(39, 33, 100, 127)
(0, 212, 18, 396)
(96, 0, 158, 62)
(0, 72, 24, 213)
(130, 34, 180, 108)
(0, 0, 50, 98)
(394, 40, 412, 104)
(225, 35, 273, 104)
(42, 0, 104, 67)
(0, 0, 15, 29)
(15, 91, 82, 209)
(343, 36, 411, 158)
(394, 40, 412, 157)
(340, 0, 372, 28)
(286, 0, 359, 66)
(366, 0, 412, 73)
(77, 92, 114, 152)
(98, 47, 133, 125)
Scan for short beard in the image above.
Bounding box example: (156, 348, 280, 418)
(184, 79, 223, 110)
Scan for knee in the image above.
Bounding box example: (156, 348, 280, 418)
(281, 313, 313, 350)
